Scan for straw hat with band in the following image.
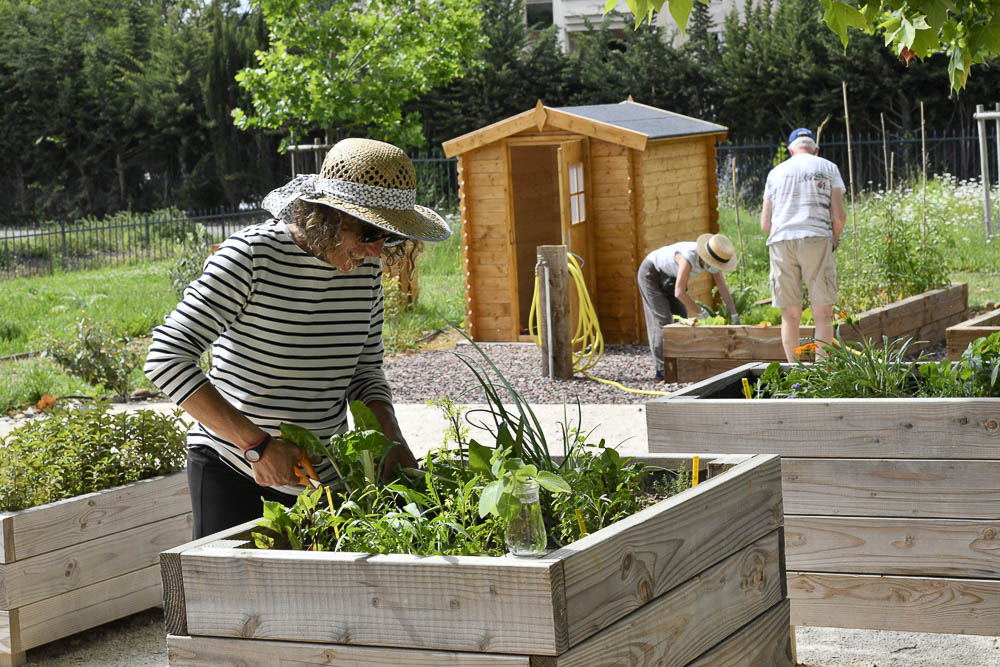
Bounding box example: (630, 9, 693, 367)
(696, 233, 738, 272)
(261, 138, 451, 243)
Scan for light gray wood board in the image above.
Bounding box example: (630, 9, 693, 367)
(13, 565, 162, 652)
(647, 397, 1000, 457)
(160, 520, 258, 637)
(781, 458, 1000, 518)
(166, 634, 535, 666)
(788, 571, 1000, 635)
(785, 515, 1000, 578)
(180, 548, 566, 655)
(553, 530, 785, 666)
(686, 599, 793, 667)
(553, 454, 783, 647)
(0, 472, 191, 562)
(1, 512, 190, 608)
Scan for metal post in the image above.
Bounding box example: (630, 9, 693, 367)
(995, 102, 1000, 189)
(60, 220, 67, 271)
(976, 104, 993, 237)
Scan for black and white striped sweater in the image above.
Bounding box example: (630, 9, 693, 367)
(144, 220, 392, 495)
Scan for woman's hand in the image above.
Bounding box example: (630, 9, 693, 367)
(382, 442, 418, 484)
(249, 438, 303, 487)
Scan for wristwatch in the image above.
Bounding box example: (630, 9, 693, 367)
(243, 433, 271, 463)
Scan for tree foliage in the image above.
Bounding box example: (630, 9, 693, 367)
(231, 0, 484, 149)
(621, 0, 1000, 90)
(0, 0, 282, 218)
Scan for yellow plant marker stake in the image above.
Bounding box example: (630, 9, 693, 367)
(741, 377, 753, 399)
(692, 456, 699, 487)
(574, 508, 588, 536)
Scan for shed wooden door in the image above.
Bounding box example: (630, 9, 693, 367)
(557, 139, 595, 331)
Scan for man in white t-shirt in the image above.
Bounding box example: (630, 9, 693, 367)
(761, 128, 846, 362)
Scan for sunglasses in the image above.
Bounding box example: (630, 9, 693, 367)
(357, 222, 406, 248)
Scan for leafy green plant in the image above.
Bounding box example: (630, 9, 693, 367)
(167, 225, 213, 301)
(754, 332, 1000, 400)
(469, 443, 570, 521)
(0, 402, 189, 512)
(40, 317, 142, 399)
(550, 444, 656, 543)
(755, 333, 925, 399)
(280, 401, 416, 499)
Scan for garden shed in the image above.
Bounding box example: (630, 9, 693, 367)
(443, 99, 728, 343)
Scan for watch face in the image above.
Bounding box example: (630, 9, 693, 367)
(244, 447, 262, 463)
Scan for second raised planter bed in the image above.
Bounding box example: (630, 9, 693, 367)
(1, 472, 192, 666)
(161, 454, 791, 666)
(647, 363, 1000, 636)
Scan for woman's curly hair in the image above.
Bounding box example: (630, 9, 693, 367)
(291, 200, 423, 271)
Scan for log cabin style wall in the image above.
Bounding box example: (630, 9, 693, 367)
(444, 100, 727, 343)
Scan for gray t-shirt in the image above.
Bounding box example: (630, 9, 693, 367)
(764, 153, 845, 245)
(646, 241, 704, 279)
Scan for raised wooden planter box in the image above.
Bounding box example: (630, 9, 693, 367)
(162, 454, 793, 666)
(662, 283, 969, 382)
(947, 307, 1000, 360)
(1, 472, 192, 667)
(647, 364, 1000, 635)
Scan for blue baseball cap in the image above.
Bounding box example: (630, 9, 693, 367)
(788, 127, 815, 145)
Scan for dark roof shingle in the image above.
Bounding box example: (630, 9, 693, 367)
(554, 102, 726, 139)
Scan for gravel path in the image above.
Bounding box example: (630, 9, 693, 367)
(385, 340, 682, 404)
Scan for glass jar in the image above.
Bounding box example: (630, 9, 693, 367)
(505, 480, 548, 557)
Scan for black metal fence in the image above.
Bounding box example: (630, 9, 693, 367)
(0, 208, 270, 280)
(0, 153, 461, 281)
(718, 131, 999, 204)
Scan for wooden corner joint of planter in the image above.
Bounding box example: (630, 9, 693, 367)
(0, 516, 13, 564)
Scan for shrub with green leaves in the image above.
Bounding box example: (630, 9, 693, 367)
(41, 317, 142, 399)
(0, 402, 189, 512)
(167, 225, 214, 301)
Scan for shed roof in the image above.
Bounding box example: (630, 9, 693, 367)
(442, 100, 728, 157)
(553, 102, 727, 140)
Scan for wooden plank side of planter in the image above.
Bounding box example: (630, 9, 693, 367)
(0, 472, 191, 562)
(0, 512, 190, 609)
(556, 454, 783, 647)
(782, 458, 1000, 519)
(661, 324, 790, 361)
(853, 283, 966, 342)
(686, 599, 793, 667)
(165, 635, 535, 666)
(785, 516, 1000, 578)
(947, 307, 1000, 360)
(788, 572, 1000, 635)
(180, 548, 567, 655)
(15, 564, 163, 653)
(553, 530, 785, 667)
(646, 397, 1000, 458)
(0, 610, 23, 666)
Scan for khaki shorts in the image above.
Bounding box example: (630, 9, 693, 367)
(769, 237, 837, 309)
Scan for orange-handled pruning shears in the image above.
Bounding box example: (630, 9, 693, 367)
(295, 450, 320, 488)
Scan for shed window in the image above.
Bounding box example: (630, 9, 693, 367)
(569, 162, 585, 224)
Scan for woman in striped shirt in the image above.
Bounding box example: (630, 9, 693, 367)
(145, 139, 451, 538)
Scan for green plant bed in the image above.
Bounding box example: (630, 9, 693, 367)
(646, 334, 1000, 637)
(1, 403, 192, 665)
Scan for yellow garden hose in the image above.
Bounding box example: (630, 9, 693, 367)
(529, 253, 668, 397)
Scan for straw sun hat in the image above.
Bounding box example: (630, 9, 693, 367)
(262, 138, 451, 242)
(696, 233, 738, 272)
